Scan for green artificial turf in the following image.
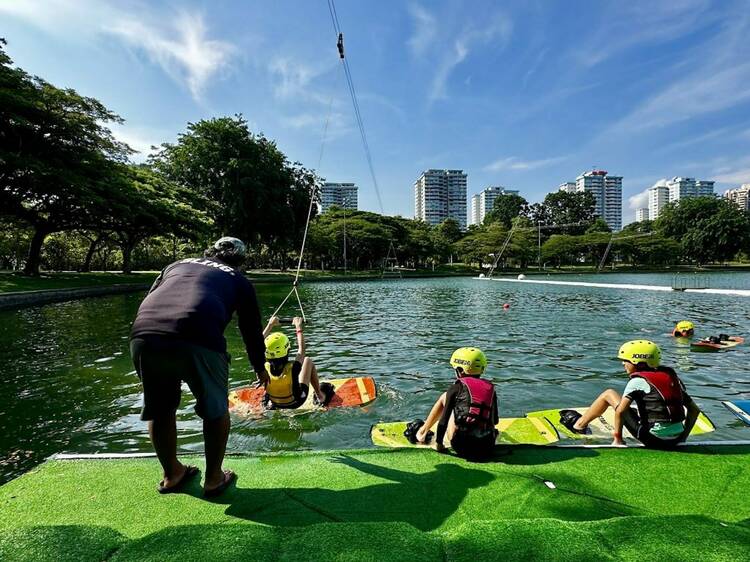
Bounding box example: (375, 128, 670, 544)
(1, 446, 749, 561)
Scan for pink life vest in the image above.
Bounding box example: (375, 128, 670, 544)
(454, 377, 495, 429)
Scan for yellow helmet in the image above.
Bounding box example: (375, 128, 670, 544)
(617, 340, 661, 369)
(449, 347, 487, 375)
(673, 321, 694, 336)
(265, 332, 290, 359)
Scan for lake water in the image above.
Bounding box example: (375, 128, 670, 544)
(2, 273, 750, 484)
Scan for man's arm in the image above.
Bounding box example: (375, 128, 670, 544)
(237, 281, 269, 384)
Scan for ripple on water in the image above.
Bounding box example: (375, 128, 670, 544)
(2, 275, 750, 484)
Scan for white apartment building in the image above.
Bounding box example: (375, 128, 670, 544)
(414, 169, 468, 230)
(573, 170, 623, 231)
(635, 208, 649, 222)
(648, 177, 715, 219)
(558, 182, 577, 193)
(320, 182, 358, 213)
(469, 186, 520, 226)
(724, 184, 750, 211)
(668, 177, 715, 203)
(648, 184, 670, 220)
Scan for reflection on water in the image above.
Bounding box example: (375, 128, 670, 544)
(2, 273, 750, 483)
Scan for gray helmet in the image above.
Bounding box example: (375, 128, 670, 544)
(210, 236, 246, 266)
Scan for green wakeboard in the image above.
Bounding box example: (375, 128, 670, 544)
(527, 406, 715, 441)
(370, 417, 560, 449)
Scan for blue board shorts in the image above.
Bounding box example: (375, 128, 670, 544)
(130, 336, 230, 421)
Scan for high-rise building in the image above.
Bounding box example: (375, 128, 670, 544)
(667, 177, 715, 203)
(574, 170, 623, 231)
(468, 186, 520, 226)
(635, 208, 649, 222)
(648, 177, 715, 219)
(648, 184, 670, 220)
(558, 182, 576, 193)
(724, 184, 750, 211)
(320, 182, 358, 213)
(414, 169, 468, 230)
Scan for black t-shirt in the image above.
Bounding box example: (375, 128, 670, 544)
(436, 378, 499, 445)
(130, 257, 266, 372)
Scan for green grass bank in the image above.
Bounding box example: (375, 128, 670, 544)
(1, 446, 748, 561)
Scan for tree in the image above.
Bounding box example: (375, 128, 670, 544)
(534, 191, 597, 235)
(104, 166, 210, 273)
(655, 197, 750, 264)
(0, 39, 131, 274)
(484, 194, 529, 228)
(151, 115, 319, 267)
(541, 234, 579, 267)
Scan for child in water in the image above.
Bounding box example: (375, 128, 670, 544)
(559, 340, 700, 448)
(261, 316, 334, 409)
(408, 347, 499, 460)
(672, 321, 695, 338)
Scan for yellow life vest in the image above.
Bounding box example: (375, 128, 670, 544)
(265, 361, 295, 405)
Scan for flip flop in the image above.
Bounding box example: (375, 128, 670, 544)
(157, 465, 200, 494)
(204, 470, 237, 498)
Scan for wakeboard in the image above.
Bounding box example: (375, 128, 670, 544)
(527, 406, 715, 441)
(690, 336, 744, 352)
(370, 417, 560, 449)
(722, 400, 750, 426)
(229, 376, 376, 415)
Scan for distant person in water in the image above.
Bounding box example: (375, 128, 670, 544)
(407, 347, 499, 461)
(261, 316, 334, 409)
(672, 321, 695, 338)
(559, 340, 700, 448)
(130, 237, 269, 497)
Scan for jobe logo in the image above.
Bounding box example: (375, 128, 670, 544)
(631, 353, 653, 359)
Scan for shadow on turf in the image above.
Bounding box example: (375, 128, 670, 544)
(487, 445, 599, 465)
(207, 455, 493, 531)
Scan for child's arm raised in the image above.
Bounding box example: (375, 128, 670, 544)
(292, 316, 305, 360)
(263, 316, 280, 338)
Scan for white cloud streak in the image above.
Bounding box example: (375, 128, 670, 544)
(407, 3, 437, 57)
(0, 1, 236, 101)
(429, 14, 512, 102)
(483, 155, 566, 172)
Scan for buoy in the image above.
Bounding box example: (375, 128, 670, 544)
(503, 303, 510, 309)
(518, 274, 526, 280)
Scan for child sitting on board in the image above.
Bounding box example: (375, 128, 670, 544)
(261, 316, 334, 409)
(559, 340, 700, 448)
(406, 347, 499, 460)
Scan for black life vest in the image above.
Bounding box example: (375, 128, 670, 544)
(453, 377, 495, 431)
(630, 369, 685, 424)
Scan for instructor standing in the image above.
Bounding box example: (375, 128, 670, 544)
(130, 237, 268, 497)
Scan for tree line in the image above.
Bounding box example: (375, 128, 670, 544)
(2, 37, 749, 276)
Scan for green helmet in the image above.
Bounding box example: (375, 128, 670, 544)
(617, 340, 661, 369)
(265, 332, 290, 359)
(449, 347, 487, 375)
(673, 321, 694, 337)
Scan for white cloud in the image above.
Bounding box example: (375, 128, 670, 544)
(280, 111, 352, 141)
(713, 157, 750, 185)
(109, 123, 169, 162)
(429, 14, 512, 102)
(575, 0, 714, 67)
(107, 12, 236, 101)
(407, 3, 437, 57)
(0, 1, 236, 101)
(483, 155, 566, 172)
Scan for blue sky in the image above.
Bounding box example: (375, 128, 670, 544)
(2, 0, 750, 223)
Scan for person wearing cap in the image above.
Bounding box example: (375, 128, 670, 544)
(130, 237, 269, 496)
(672, 321, 695, 338)
(559, 340, 700, 448)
